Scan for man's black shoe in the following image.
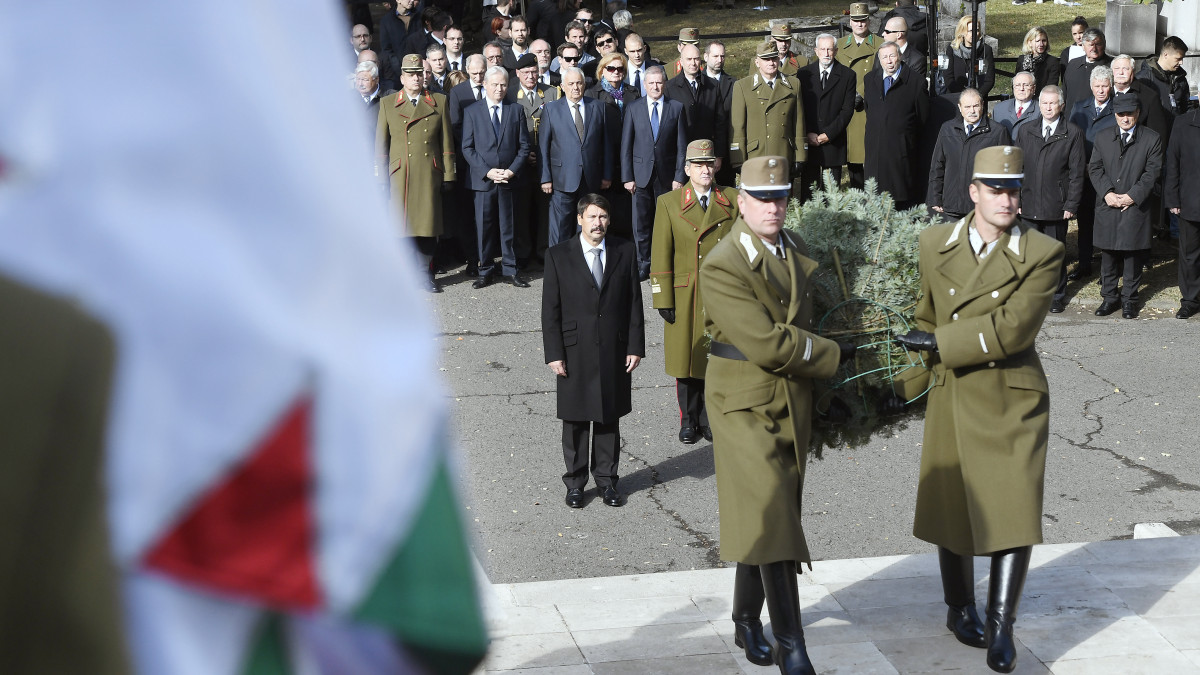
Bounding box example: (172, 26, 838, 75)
(1094, 301, 1120, 316)
(1049, 299, 1066, 313)
(1122, 302, 1139, 319)
(599, 485, 623, 507)
(472, 273, 493, 290)
(1067, 266, 1091, 281)
(565, 488, 585, 508)
(506, 274, 531, 288)
(464, 264, 479, 278)
(679, 426, 699, 444)
(700, 425, 713, 442)
(1178, 306, 1197, 319)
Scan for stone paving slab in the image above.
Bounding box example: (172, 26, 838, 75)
(477, 534, 1200, 673)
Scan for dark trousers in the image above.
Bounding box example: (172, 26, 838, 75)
(676, 377, 708, 428)
(1099, 248, 1149, 304)
(1076, 185, 1097, 271)
(1180, 217, 1200, 311)
(632, 177, 669, 279)
(549, 188, 584, 247)
(800, 164, 842, 202)
(562, 419, 620, 489)
(474, 184, 518, 277)
(514, 173, 550, 265)
(847, 163, 865, 190)
(456, 179, 480, 270)
(1030, 218, 1069, 301)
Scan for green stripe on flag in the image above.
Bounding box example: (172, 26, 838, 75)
(355, 451, 487, 675)
(242, 614, 289, 675)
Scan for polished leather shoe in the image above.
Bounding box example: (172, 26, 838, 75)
(1122, 302, 1139, 319)
(1066, 266, 1091, 281)
(464, 264, 479, 278)
(678, 426, 699, 444)
(599, 485, 622, 507)
(565, 488, 585, 508)
(1177, 306, 1197, 319)
(1049, 299, 1066, 313)
(425, 277, 442, 293)
(471, 274, 493, 290)
(700, 425, 713, 442)
(1094, 301, 1120, 316)
(505, 274, 531, 288)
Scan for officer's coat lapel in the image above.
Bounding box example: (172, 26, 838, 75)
(679, 184, 733, 235)
(783, 230, 816, 325)
(397, 91, 437, 129)
(935, 216, 1022, 311)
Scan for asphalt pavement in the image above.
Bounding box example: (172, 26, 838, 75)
(430, 265, 1200, 585)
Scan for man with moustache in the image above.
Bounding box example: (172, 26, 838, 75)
(927, 88, 1010, 221)
(838, 2, 880, 189)
(798, 33, 856, 199)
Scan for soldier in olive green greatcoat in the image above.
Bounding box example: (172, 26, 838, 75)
(730, 42, 807, 195)
(771, 23, 810, 78)
(700, 157, 854, 675)
(836, 2, 880, 189)
(377, 53, 456, 292)
(894, 146, 1064, 674)
(648, 139, 739, 445)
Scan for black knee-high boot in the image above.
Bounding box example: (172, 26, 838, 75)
(732, 563, 773, 666)
(939, 547, 985, 648)
(759, 561, 816, 675)
(985, 546, 1032, 673)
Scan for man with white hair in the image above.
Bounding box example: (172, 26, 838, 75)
(797, 33, 856, 199)
(993, 71, 1039, 136)
(355, 61, 381, 118)
(1112, 53, 1168, 143)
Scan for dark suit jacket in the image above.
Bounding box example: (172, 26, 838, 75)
(621, 96, 688, 190)
(1165, 111, 1200, 218)
(427, 72, 449, 96)
(502, 45, 530, 72)
(462, 99, 531, 190)
(404, 30, 436, 60)
(1069, 98, 1117, 159)
(1062, 55, 1113, 113)
(664, 72, 729, 154)
(542, 236, 645, 423)
(1089, 125, 1163, 250)
(863, 64, 929, 201)
(707, 71, 736, 116)
(1015, 116, 1086, 219)
(797, 61, 857, 167)
(539, 96, 614, 192)
(992, 97, 1039, 136)
(448, 80, 485, 144)
(879, 6, 929, 56)
(378, 5, 426, 74)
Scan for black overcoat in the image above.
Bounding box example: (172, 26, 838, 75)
(926, 116, 1009, 214)
(1165, 110, 1200, 218)
(863, 65, 929, 202)
(542, 236, 646, 423)
(1015, 117, 1086, 219)
(1089, 126, 1163, 251)
(797, 61, 856, 168)
(664, 72, 729, 154)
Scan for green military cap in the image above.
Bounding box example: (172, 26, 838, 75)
(972, 146, 1023, 189)
(849, 2, 872, 19)
(678, 27, 700, 44)
(756, 40, 779, 59)
(740, 156, 791, 199)
(685, 139, 717, 163)
(401, 53, 424, 72)
(770, 23, 793, 40)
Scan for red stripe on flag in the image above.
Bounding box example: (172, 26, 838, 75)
(144, 396, 321, 610)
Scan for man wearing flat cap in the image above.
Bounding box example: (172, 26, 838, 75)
(1088, 93, 1164, 319)
(893, 145, 1064, 674)
(700, 156, 855, 675)
(730, 42, 807, 188)
(649, 139, 739, 445)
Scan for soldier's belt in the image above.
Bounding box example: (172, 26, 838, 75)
(709, 341, 747, 361)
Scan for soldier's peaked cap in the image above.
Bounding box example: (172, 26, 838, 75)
(849, 2, 872, 19)
(740, 156, 791, 199)
(972, 146, 1023, 189)
(401, 53, 424, 72)
(770, 23, 793, 40)
(678, 27, 700, 43)
(685, 139, 717, 163)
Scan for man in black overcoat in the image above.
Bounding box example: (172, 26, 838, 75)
(797, 33, 856, 200)
(863, 41, 929, 209)
(542, 193, 645, 508)
(665, 44, 728, 166)
(1166, 106, 1200, 319)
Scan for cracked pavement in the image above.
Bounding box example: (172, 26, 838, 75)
(427, 273, 1200, 584)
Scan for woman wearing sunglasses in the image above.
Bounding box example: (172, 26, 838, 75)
(587, 50, 640, 236)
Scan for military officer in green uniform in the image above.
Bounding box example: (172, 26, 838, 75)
(772, 23, 810, 78)
(730, 42, 807, 194)
(836, 2, 880, 189)
(649, 139, 739, 445)
(894, 146, 1064, 674)
(509, 52, 561, 266)
(376, 53, 456, 292)
(700, 156, 855, 675)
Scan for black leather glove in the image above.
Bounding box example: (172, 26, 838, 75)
(821, 395, 851, 425)
(658, 308, 675, 324)
(838, 341, 857, 365)
(854, 92, 865, 112)
(877, 393, 907, 417)
(896, 329, 938, 352)
(791, 162, 803, 177)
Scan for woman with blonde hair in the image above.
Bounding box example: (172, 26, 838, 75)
(1016, 26, 1060, 97)
(585, 51, 639, 236)
(936, 15, 995, 98)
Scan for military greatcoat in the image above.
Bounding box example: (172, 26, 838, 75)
(836, 34, 879, 165)
(729, 73, 807, 168)
(649, 182, 739, 379)
(700, 220, 841, 565)
(893, 216, 1064, 556)
(376, 90, 456, 238)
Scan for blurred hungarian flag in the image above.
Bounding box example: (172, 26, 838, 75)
(0, 2, 485, 674)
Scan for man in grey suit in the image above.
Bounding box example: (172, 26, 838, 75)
(622, 66, 687, 279)
(993, 72, 1039, 136)
(540, 68, 615, 246)
(462, 66, 532, 289)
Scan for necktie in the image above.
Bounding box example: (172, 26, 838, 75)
(1121, 131, 1130, 148)
(775, 239, 785, 260)
(1016, 105, 1024, 118)
(491, 105, 501, 138)
(410, 98, 418, 107)
(589, 247, 603, 287)
(475, 85, 483, 101)
(1044, 125, 1051, 142)
(699, 195, 708, 212)
(966, 123, 975, 136)
(883, 75, 893, 96)
(450, 61, 459, 71)
(768, 79, 775, 89)
(821, 70, 828, 89)
(650, 101, 660, 140)
(572, 102, 584, 141)
(633, 69, 641, 92)
(690, 79, 698, 98)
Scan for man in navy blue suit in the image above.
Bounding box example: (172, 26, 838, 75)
(540, 68, 615, 247)
(622, 66, 687, 279)
(463, 66, 532, 289)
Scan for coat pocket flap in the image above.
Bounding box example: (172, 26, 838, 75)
(1004, 369, 1048, 393)
(722, 380, 776, 413)
(746, 139, 760, 153)
(562, 320, 578, 331)
(673, 272, 691, 288)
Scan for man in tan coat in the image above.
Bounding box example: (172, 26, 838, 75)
(894, 146, 1063, 674)
(836, 2, 879, 189)
(700, 156, 853, 675)
(649, 139, 738, 445)
(730, 42, 807, 186)
(377, 53, 457, 292)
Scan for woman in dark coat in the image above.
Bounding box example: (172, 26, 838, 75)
(936, 15, 995, 99)
(1016, 27, 1060, 99)
(587, 52, 639, 236)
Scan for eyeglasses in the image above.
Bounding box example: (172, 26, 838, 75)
(353, 33, 370, 39)
(578, 18, 592, 23)
(883, 29, 905, 34)
(604, 65, 623, 72)
(562, 55, 579, 62)
(595, 38, 614, 46)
